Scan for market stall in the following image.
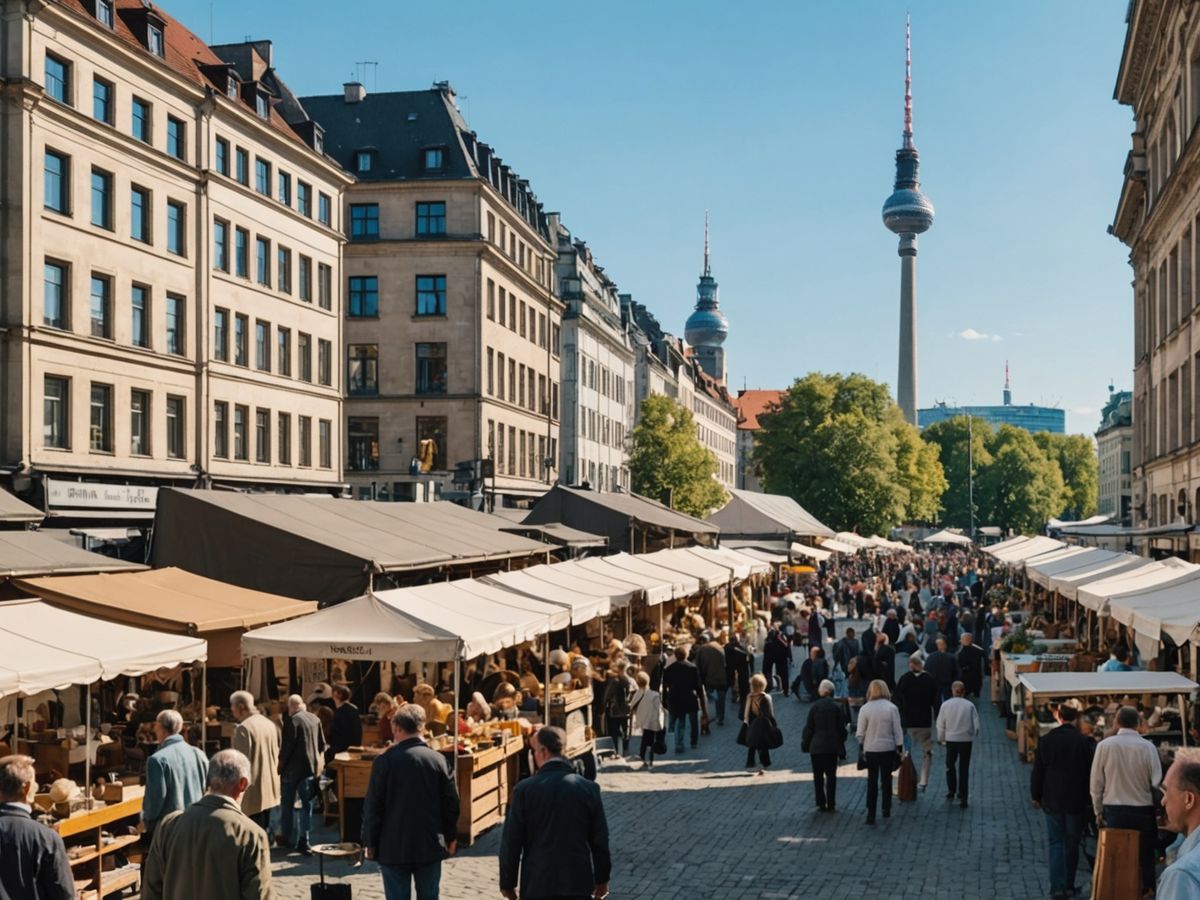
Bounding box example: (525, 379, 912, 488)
(987, 535, 1066, 564)
(704, 488, 834, 543)
(1047, 552, 1152, 603)
(920, 529, 972, 546)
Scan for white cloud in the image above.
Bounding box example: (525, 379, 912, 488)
(957, 328, 1000, 341)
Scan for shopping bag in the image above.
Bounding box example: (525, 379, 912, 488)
(1091, 827, 1141, 900)
(897, 753, 917, 802)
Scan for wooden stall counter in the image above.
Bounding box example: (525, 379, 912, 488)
(52, 785, 144, 900)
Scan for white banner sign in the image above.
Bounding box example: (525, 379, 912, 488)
(45, 478, 158, 511)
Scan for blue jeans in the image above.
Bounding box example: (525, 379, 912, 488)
(380, 861, 442, 900)
(708, 687, 727, 724)
(670, 710, 698, 750)
(1044, 811, 1085, 893)
(279, 776, 317, 848)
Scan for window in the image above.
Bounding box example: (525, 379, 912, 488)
(277, 328, 291, 376)
(356, 150, 372, 173)
(298, 416, 312, 466)
(297, 182, 312, 217)
(519, 302, 526, 338)
(508, 359, 516, 402)
(318, 192, 332, 226)
(319, 419, 332, 468)
(213, 308, 229, 361)
(96, 0, 114, 27)
(277, 171, 291, 206)
(89, 274, 111, 338)
(235, 227, 249, 278)
(226, 74, 238, 99)
(44, 377, 69, 449)
(44, 150, 69, 213)
(89, 383, 112, 452)
(131, 283, 149, 348)
(255, 320, 270, 371)
(277, 247, 292, 293)
(277, 413, 291, 465)
(166, 116, 185, 160)
(350, 204, 379, 240)
(147, 23, 164, 57)
(509, 294, 516, 330)
(43, 261, 68, 329)
(234, 314, 248, 366)
(165, 294, 184, 355)
(496, 425, 504, 473)
(318, 339, 332, 386)
(165, 396, 184, 458)
(255, 410, 270, 460)
(298, 256, 312, 302)
(92, 77, 113, 124)
(519, 364, 525, 407)
(415, 417, 445, 470)
(256, 236, 270, 286)
(347, 345, 378, 395)
(318, 264, 332, 310)
(213, 219, 229, 271)
(235, 147, 249, 185)
(415, 343, 447, 394)
(131, 97, 151, 142)
(487, 280, 495, 320)
(233, 405, 248, 460)
(423, 148, 444, 170)
(416, 275, 446, 316)
(255, 158, 270, 195)
(44, 54, 70, 104)
(166, 200, 185, 254)
(487, 348, 494, 395)
(416, 201, 446, 236)
(348, 276, 378, 317)
(347, 418, 380, 471)
(298, 333, 312, 381)
(213, 401, 228, 458)
(130, 186, 151, 243)
(497, 353, 505, 397)
(208, 136, 229, 176)
(498, 287, 506, 326)
(91, 168, 112, 229)
(130, 389, 150, 455)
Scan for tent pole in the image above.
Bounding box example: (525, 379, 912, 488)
(452, 652, 461, 826)
(84, 681, 92, 804)
(543, 634, 551, 721)
(200, 661, 207, 754)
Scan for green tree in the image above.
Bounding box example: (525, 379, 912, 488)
(895, 423, 948, 523)
(629, 394, 727, 518)
(977, 425, 1066, 533)
(1034, 432, 1099, 520)
(921, 416, 994, 529)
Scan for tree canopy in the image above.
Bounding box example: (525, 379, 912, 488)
(977, 425, 1067, 533)
(1034, 432, 1099, 521)
(629, 394, 727, 518)
(921, 416, 994, 529)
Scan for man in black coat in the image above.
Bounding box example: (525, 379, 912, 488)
(725, 636, 752, 706)
(500, 726, 610, 900)
(0, 753, 74, 900)
(956, 633, 988, 699)
(326, 684, 363, 763)
(362, 704, 459, 900)
(661, 645, 705, 752)
(924, 638, 961, 707)
(277, 695, 326, 853)
(893, 657, 939, 791)
(832, 628, 860, 676)
(1031, 705, 1095, 900)
(873, 633, 897, 692)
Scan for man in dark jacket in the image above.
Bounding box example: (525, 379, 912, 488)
(956, 633, 988, 699)
(832, 628, 860, 675)
(1031, 705, 1095, 900)
(695, 636, 729, 727)
(362, 703, 459, 900)
(0, 754, 73, 900)
(278, 695, 326, 854)
(882, 610, 901, 646)
(725, 636, 752, 706)
(662, 646, 705, 752)
(499, 726, 610, 900)
(761, 629, 792, 696)
(326, 683, 363, 763)
(801, 681, 849, 812)
(873, 633, 897, 692)
(924, 638, 961, 707)
(893, 657, 939, 791)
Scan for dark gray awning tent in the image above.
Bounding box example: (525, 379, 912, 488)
(521, 486, 718, 553)
(0, 490, 43, 527)
(0, 530, 144, 577)
(150, 489, 548, 603)
(705, 488, 834, 540)
(499, 522, 607, 549)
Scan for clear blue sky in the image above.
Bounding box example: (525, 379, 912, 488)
(172, 0, 1132, 435)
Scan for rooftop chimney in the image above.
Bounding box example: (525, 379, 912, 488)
(344, 82, 366, 104)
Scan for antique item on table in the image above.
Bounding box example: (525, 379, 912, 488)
(413, 683, 452, 724)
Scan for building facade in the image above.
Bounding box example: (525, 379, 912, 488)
(1096, 387, 1133, 524)
(734, 389, 783, 491)
(550, 217, 634, 492)
(0, 0, 349, 520)
(300, 83, 562, 505)
(918, 369, 1065, 434)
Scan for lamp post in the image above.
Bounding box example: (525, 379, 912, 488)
(968, 416, 975, 538)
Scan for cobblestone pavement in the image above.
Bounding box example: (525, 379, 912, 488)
(272, 637, 1073, 900)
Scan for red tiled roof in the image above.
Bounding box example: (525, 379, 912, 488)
(735, 390, 784, 430)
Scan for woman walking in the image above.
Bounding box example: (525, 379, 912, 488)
(742, 673, 776, 775)
(630, 670, 664, 770)
(802, 679, 849, 812)
(855, 679, 904, 825)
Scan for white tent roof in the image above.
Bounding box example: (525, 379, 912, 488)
(835, 532, 877, 550)
(548, 559, 662, 604)
(791, 543, 833, 562)
(587, 553, 700, 600)
(1048, 515, 1114, 529)
(483, 568, 620, 624)
(1076, 558, 1198, 613)
(570, 556, 674, 606)
(984, 535, 1033, 555)
(1105, 572, 1200, 642)
(1018, 671, 1198, 697)
(989, 536, 1065, 563)
(1049, 553, 1153, 602)
(638, 548, 732, 591)
(922, 529, 972, 546)
(737, 547, 789, 565)
(1027, 548, 1124, 589)
(685, 547, 754, 580)
(0, 598, 207, 699)
(820, 538, 860, 554)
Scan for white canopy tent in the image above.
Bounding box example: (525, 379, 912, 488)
(548, 558, 668, 605)
(1027, 548, 1125, 589)
(736, 547, 789, 565)
(819, 538, 860, 554)
(638, 548, 732, 591)
(791, 543, 833, 562)
(1018, 670, 1198, 697)
(1048, 553, 1153, 602)
(483, 568, 622, 624)
(1076, 558, 1198, 614)
(685, 547, 752, 581)
(835, 532, 877, 551)
(989, 536, 1065, 563)
(921, 529, 972, 546)
(584, 553, 700, 600)
(1106, 573, 1200, 644)
(569, 557, 675, 606)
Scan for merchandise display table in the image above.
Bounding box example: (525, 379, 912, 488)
(53, 786, 144, 900)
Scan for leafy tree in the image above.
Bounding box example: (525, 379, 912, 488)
(895, 423, 948, 523)
(921, 416, 993, 529)
(1034, 432, 1099, 520)
(629, 394, 726, 518)
(977, 425, 1066, 533)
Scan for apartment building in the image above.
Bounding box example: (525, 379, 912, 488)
(0, 0, 349, 520)
(301, 82, 562, 504)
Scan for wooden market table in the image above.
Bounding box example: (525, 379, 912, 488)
(53, 786, 144, 900)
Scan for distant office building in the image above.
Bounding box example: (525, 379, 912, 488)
(1096, 386, 1132, 525)
(733, 390, 783, 492)
(917, 365, 1065, 434)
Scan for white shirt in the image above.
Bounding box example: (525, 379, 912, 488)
(856, 699, 904, 752)
(1090, 728, 1162, 815)
(936, 697, 980, 743)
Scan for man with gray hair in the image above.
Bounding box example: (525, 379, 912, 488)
(0, 754, 74, 899)
(230, 691, 280, 831)
(278, 694, 325, 855)
(1091, 705, 1162, 896)
(1159, 748, 1200, 897)
(141, 708, 208, 842)
(143, 748, 272, 900)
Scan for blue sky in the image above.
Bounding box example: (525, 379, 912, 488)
(172, 0, 1132, 435)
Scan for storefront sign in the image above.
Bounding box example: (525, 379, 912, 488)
(45, 478, 158, 511)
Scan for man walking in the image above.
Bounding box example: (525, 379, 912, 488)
(661, 645, 704, 753)
(873, 633, 896, 693)
(696, 634, 729, 727)
(956, 633, 987, 699)
(936, 681, 980, 808)
(362, 703, 459, 900)
(894, 656, 938, 792)
(924, 638, 961, 707)
(1031, 705, 1095, 900)
(725, 635, 752, 707)
(833, 628, 860, 676)
(141, 709, 208, 843)
(230, 691, 280, 832)
(1158, 748, 1200, 897)
(142, 749, 272, 900)
(278, 694, 325, 854)
(326, 683, 363, 763)
(0, 754, 74, 899)
(499, 726, 611, 900)
(1091, 706, 1162, 897)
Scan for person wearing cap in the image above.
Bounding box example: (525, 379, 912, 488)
(802, 680, 849, 812)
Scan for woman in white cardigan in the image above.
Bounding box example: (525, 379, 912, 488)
(855, 679, 904, 825)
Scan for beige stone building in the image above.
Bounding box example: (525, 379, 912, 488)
(1096, 387, 1133, 524)
(0, 0, 349, 520)
(301, 83, 562, 505)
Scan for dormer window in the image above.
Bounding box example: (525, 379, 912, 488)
(147, 24, 164, 57)
(96, 0, 114, 27)
(226, 75, 239, 100)
(313, 130, 324, 154)
(423, 147, 444, 171)
(255, 92, 270, 119)
(356, 150, 373, 173)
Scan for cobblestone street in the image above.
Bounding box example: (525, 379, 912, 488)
(272, 644, 1069, 900)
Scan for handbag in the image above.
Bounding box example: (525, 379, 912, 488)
(766, 720, 784, 750)
(654, 731, 667, 755)
(856, 747, 867, 770)
(736, 723, 749, 746)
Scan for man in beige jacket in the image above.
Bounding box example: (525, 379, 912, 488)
(231, 691, 280, 830)
(142, 748, 273, 900)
